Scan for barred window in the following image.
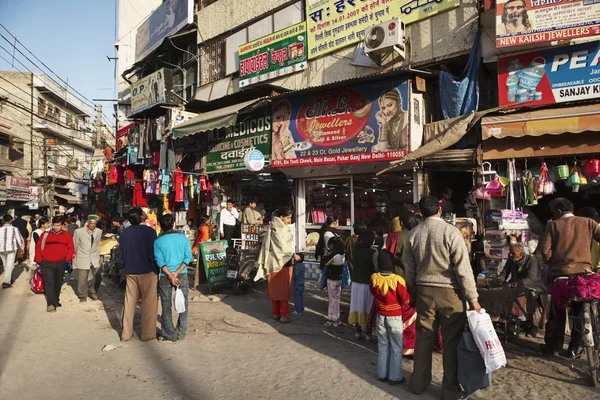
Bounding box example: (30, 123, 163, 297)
(200, 37, 225, 86)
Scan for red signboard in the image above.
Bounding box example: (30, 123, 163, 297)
(116, 123, 135, 151)
(271, 79, 410, 168)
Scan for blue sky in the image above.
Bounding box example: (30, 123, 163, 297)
(0, 0, 117, 127)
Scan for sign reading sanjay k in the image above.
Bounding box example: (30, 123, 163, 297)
(498, 40, 600, 108)
(238, 22, 308, 87)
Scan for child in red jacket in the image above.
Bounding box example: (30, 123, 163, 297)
(370, 248, 410, 385)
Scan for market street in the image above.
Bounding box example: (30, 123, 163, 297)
(0, 265, 596, 400)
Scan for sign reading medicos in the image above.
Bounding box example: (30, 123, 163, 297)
(498, 40, 600, 108)
(306, 0, 459, 59)
(496, 0, 600, 48)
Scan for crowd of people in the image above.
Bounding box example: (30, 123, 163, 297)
(1, 192, 599, 397)
(256, 195, 600, 398)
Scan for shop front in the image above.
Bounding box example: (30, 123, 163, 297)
(268, 76, 426, 274)
(172, 99, 293, 246)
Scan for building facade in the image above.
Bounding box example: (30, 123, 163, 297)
(0, 71, 94, 212)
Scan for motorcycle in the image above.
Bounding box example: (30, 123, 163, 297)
(225, 246, 261, 295)
(99, 233, 123, 286)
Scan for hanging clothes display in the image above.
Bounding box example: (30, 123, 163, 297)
(144, 169, 158, 195)
(175, 211, 187, 227)
(132, 181, 147, 207)
(174, 167, 184, 202)
(159, 137, 176, 171)
(159, 169, 171, 195)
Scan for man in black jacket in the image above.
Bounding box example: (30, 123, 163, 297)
(503, 243, 545, 294)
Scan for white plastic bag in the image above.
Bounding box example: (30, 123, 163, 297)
(467, 309, 506, 373)
(173, 286, 186, 313)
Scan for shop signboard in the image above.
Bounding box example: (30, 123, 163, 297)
(135, 0, 194, 62)
(271, 79, 410, 167)
(5, 175, 29, 192)
(498, 40, 600, 108)
(198, 240, 229, 290)
(116, 123, 133, 151)
(206, 103, 272, 173)
(306, 0, 460, 59)
(238, 22, 308, 87)
(496, 0, 600, 48)
(131, 68, 174, 114)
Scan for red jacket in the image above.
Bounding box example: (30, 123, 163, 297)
(34, 230, 74, 263)
(370, 272, 411, 318)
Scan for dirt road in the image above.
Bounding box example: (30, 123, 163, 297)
(0, 265, 597, 400)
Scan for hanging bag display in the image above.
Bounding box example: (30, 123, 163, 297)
(537, 162, 554, 196)
(485, 176, 504, 197)
(475, 185, 491, 200)
(522, 170, 538, 206)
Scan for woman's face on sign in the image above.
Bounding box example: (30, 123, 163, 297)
(380, 98, 399, 119)
(273, 107, 289, 134)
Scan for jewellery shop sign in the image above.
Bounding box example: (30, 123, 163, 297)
(206, 103, 272, 174)
(270, 79, 410, 167)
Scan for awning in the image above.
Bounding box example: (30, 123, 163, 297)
(171, 99, 263, 139)
(481, 104, 600, 140)
(377, 107, 502, 176)
(54, 193, 83, 204)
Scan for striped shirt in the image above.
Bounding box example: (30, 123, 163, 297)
(0, 224, 25, 253)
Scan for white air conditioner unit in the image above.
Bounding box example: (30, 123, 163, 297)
(363, 18, 405, 60)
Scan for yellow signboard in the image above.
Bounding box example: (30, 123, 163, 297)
(306, 0, 460, 60)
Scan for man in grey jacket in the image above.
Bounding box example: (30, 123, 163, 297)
(404, 196, 480, 400)
(72, 215, 103, 301)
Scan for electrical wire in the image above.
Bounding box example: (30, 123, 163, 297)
(0, 24, 116, 131)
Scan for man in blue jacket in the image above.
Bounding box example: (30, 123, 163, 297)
(118, 207, 158, 342)
(154, 213, 192, 342)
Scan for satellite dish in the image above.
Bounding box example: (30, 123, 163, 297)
(365, 26, 385, 50)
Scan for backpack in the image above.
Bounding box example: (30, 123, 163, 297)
(31, 267, 44, 294)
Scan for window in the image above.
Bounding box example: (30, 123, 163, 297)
(200, 36, 225, 85)
(38, 98, 47, 117)
(66, 114, 79, 130)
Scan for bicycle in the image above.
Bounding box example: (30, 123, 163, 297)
(572, 299, 600, 387)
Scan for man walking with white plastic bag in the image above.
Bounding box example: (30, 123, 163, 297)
(154, 213, 192, 342)
(404, 196, 480, 400)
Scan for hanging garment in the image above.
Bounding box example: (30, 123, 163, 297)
(199, 175, 207, 191)
(126, 169, 135, 187)
(160, 169, 171, 194)
(128, 145, 141, 165)
(174, 167, 184, 202)
(152, 151, 160, 166)
(159, 137, 176, 171)
(175, 211, 187, 227)
(189, 176, 195, 199)
(144, 170, 158, 195)
(132, 181, 147, 207)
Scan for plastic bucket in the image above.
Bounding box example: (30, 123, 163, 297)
(553, 165, 569, 180)
(584, 158, 600, 177)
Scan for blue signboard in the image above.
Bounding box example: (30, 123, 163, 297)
(498, 40, 600, 108)
(135, 0, 194, 62)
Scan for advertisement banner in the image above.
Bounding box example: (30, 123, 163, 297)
(199, 240, 229, 289)
(5, 176, 29, 192)
(206, 103, 271, 174)
(116, 123, 135, 151)
(131, 68, 171, 114)
(239, 22, 308, 88)
(498, 40, 600, 108)
(306, 0, 460, 59)
(496, 0, 600, 48)
(135, 0, 194, 62)
(271, 79, 409, 168)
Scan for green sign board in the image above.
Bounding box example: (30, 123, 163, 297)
(198, 240, 229, 290)
(206, 103, 271, 174)
(238, 22, 307, 88)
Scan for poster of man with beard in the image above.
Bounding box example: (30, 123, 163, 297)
(497, 0, 534, 35)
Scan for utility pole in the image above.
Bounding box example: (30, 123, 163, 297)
(94, 104, 102, 148)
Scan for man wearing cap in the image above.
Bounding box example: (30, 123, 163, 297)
(72, 215, 103, 301)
